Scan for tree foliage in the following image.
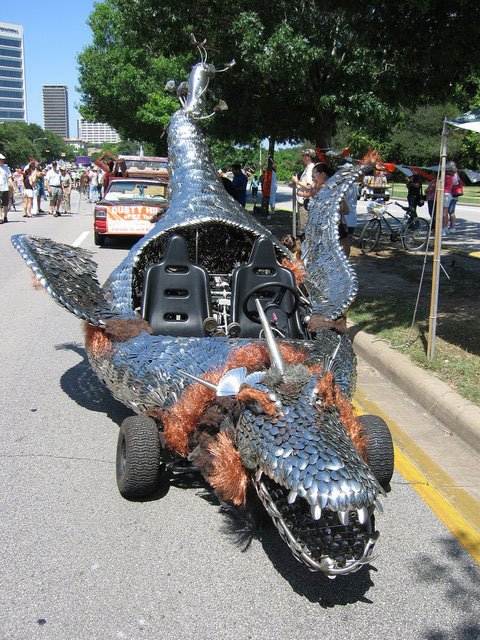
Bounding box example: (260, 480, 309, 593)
(78, 0, 480, 153)
(0, 122, 74, 168)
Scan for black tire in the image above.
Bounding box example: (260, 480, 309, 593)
(358, 415, 394, 487)
(94, 231, 105, 246)
(116, 415, 161, 498)
(403, 218, 430, 252)
(360, 219, 381, 253)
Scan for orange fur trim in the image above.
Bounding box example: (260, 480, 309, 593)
(83, 322, 112, 358)
(281, 258, 306, 286)
(315, 371, 367, 458)
(237, 388, 277, 415)
(279, 343, 308, 365)
(163, 383, 215, 457)
(104, 318, 152, 341)
(225, 343, 270, 372)
(308, 315, 347, 334)
(207, 432, 250, 506)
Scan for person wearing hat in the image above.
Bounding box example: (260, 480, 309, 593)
(45, 161, 63, 216)
(0, 153, 14, 224)
(291, 149, 316, 212)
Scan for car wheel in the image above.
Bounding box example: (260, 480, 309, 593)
(358, 415, 394, 488)
(116, 415, 161, 498)
(94, 231, 105, 246)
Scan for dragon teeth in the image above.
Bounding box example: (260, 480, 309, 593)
(338, 510, 350, 525)
(357, 506, 369, 524)
(310, 504, 322, 520)
(287, 490, 297, 504)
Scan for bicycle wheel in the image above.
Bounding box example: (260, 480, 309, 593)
(403, 217, 430, 252)
(360, 219, 381, 252)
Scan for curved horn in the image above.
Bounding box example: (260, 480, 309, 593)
(255, 298, 285, 375)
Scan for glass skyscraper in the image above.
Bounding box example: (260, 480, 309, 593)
(0, 21, 26, 122)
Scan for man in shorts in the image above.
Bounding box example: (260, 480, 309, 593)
(0, 153, 13, 223)
(45, 161, 62, 216)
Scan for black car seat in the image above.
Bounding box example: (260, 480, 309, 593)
(141, 234, 212, 337)
(230, 235, 305, 338)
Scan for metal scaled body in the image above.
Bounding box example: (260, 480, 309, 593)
(11, 56, 383, 578)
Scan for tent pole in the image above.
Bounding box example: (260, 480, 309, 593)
(427, 119, 448, 360)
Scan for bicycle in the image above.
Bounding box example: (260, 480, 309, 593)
(360, 199, 430, 253)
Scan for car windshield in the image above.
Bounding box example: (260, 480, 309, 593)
(105, 181, 167, 202)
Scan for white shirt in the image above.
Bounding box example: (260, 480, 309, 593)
(46, 168, 61, 187)
(297, 162, 314, 205)
(0, 163, 11, 191)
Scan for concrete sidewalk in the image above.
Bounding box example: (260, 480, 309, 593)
(351, 327, 480, 455)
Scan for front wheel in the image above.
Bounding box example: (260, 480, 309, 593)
(116, 415, 161, 498)
(360, 219, 381, 253)
(403, 218, 430, 252)
(358, 415, 394, 488)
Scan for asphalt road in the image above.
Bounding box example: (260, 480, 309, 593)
(1, 193, 479, 640)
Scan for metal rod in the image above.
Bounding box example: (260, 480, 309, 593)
(255, 298, 285, 374)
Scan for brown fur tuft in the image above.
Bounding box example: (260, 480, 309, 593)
(308, 315, 347, 334)
(104, 318, 152, 341)
(206, 432, 250, 506)
(30, 272, 44, 291)
(83, 322, 112, 358)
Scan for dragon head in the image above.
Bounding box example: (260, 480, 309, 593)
(170, 303, 383, 577)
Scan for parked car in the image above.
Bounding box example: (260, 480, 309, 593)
(93, 177, 168, 246)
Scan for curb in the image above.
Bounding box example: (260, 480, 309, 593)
(350, 328, 480, 454)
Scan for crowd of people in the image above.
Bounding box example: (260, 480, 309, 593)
(0, 156, 108, 223)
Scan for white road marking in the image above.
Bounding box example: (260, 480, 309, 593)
(72, 231, 90, 247)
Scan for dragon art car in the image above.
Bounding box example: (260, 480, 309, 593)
(12, 43, 393, 578)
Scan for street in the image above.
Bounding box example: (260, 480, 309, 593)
(1, 192, 479, 640)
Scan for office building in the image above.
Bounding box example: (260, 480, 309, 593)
(43, 84, 69, 137)
(77, 119, 121, 144)
(0, 21, 26, 122)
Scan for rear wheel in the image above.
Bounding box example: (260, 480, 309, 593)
(94, 231, 105, 246)
(358, 415, 394, 488)
(360, 219, 381, 253)
(116, 415, 161, 498)
(403, 218, 430, 252)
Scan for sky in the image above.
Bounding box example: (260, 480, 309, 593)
(2, 0, 97, 136)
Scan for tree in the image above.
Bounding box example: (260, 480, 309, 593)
(77, 1, 480, 152)
(0, 122, 69, 168)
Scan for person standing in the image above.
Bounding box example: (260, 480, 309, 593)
(231, 163, 248, 207)
(22, 167, 35, 217)
(250, 175, 259, 204)
(0, 153, 13, 223)
(406, 173, 423, 215)
(60, 167, 72, 214)
(291, 149, 316, 212)
(45, 161, 63, 216)
(88, 167, 99, 202)
(447, 163, 462, 233)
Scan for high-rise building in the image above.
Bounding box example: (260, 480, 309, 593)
(43, 84, 69, 137)
(77, 119, 121, 144)
(0, 21, 26, 122)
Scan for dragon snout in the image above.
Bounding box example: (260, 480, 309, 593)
(239, 401, 383, 576)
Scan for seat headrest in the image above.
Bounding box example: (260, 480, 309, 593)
(248, 236, 279, 268)
(163, 234, 191, 265)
